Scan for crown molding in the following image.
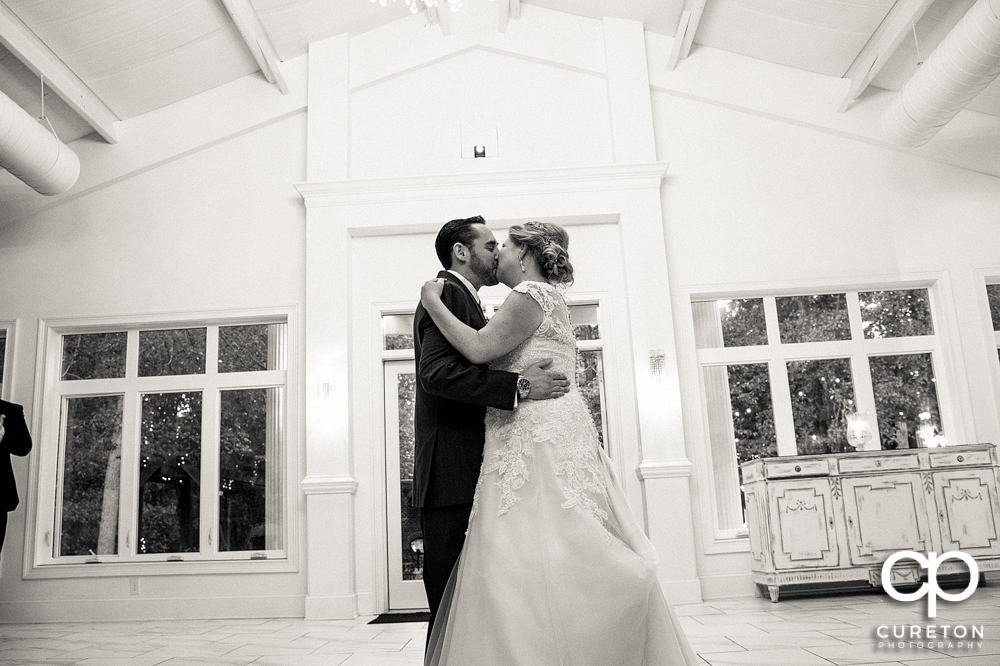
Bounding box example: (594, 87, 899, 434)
(294, 162, 669, 207)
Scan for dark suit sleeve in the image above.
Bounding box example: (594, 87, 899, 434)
(0, 402, 32, 457)
(417, 282, 517, 411)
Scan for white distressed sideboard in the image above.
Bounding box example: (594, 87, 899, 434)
(740, 444, 1000, 602)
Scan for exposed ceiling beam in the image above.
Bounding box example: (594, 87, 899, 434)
(0, 3, 119, 143)
(436, 2, 452, 37)
(666, 10, 690, 72)
(839, 0, 936, 112)
(219, 0, 289, 95)
(499, 0, 521, 33)
(679, 0, 706, 60)
(666, 0, 707, 71)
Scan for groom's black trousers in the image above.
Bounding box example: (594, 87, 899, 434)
(422, 502, 473, 643)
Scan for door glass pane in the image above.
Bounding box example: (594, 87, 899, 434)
(383, 315, 415, 351)
(787, 358, 855, 454)
(987, 284, 1000, 331)
(0, 329, 6, 393)
(139, 328, 206, 376)
(859, 289, 933, 338)
(870, 353, 942, 449)
(219, 388, 284, 551)
(396, 372, 422, 580)
(576, 350, 606, 448)
(776, 294, 850, 343)
(139, 392, 202, 554)
(219, 323, 286, 372)
(704, 363, 776, 530)
(569, 304, 600, 341)
(59, 395, 122, 557)
(61, 332, 127, 380)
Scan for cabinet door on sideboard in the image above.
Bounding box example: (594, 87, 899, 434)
(842, 474, 930, 566)
(932, 470, 1000, 557)
(767, 480, 840, 570)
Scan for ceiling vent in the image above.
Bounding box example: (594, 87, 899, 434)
(0, 88, 80, 196)
(882, 0, 1000, 147)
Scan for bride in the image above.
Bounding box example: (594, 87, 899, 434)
(418, 221, 698, 666)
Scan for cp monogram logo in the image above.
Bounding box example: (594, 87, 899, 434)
(881, 550, 979, 618)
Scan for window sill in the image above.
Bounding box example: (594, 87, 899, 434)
(25, 557, 298, 580)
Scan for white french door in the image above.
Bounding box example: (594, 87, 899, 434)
(383, 359, 428, 610)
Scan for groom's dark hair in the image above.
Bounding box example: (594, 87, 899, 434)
(435, 215, 487, 269)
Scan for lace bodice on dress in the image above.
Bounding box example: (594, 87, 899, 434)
(474, 281, 610, 539)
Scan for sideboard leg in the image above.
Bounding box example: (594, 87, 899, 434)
(753, 584, 764, 599)
(768, 585, 780, 603)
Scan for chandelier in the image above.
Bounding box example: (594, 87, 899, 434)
(370, 0, 482, 14)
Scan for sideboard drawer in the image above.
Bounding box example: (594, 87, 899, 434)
(839, 455, 920, 474)
(929, 449, 993, 468)
(765, 459, 829, 479)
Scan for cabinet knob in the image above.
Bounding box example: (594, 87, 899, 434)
(957, 455, 964, 462)
(794, 465, 802, 472)
(876, 460, 882, 467)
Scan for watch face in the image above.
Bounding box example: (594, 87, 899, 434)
(517, 377, 530, 397)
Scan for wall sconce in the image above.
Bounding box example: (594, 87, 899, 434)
(649, 349, 665, 381)
(317, 367, 336, 400)
(845, 412, 873, 451)
(473, 145, 486, 158)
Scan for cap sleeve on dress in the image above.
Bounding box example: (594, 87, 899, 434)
(512, 281, 555, 318)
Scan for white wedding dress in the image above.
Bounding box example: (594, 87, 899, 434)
(425, 281, 698, 666)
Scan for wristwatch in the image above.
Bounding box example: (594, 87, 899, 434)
(516, 374, 531, 400)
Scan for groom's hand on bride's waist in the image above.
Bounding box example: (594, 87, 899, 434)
(522, 359, 570, 400)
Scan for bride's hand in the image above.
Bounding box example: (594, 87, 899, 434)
(421, 278, 446, 309)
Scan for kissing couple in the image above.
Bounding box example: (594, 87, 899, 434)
(412, 216, 697, 665)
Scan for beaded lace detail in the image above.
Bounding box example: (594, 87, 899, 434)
(472, 281, 610, 540)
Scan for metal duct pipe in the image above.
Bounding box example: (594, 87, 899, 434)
(0, 87, 80, 196)
(882, 0, 1000, 147)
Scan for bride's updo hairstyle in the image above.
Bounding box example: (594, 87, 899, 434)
(508, 221, 574, 286)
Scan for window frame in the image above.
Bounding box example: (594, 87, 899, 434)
(26, 308, 299, 579)
(0, 319, 13, 400)
(690, 278, 963, 546)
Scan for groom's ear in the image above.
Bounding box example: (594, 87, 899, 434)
(452, 242, 469, 265)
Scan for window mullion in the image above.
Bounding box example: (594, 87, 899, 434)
(201, 326, 221, 555)
(849, 347, 881, 450)
(763, 298, 797, 456)
(769, 358, 797, 456)
(119, 330, 141, 560)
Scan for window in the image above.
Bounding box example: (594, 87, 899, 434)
(36, 318, 288, 567)
(693, 288, 946, 533)
(0, 326, 7, 397)
(987, 284, 1000, 364)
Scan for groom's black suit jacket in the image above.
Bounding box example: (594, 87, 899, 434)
(413, 271, 518, 508)
(1, 400, 33, 512)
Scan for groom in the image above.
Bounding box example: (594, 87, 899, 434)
(413, 215, 568, 639)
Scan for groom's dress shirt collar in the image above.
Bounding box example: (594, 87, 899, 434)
(446, 270, 480, 304)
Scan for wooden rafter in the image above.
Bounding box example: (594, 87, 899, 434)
(499, 0, 521, 33)
(0, 3, 119, 143)
(839, 0, 936, 112)
(220, 0, 289, 94)
(666, 0, 707, 72)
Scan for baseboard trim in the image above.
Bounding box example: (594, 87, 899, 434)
(0, 594, 304, 624)
(305, 593, 359, 619)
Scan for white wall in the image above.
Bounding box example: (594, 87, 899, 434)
(0, 112, 308, 621)
(652, 89, 1000, 596)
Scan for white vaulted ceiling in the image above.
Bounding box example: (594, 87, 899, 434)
(0, 0, 998, 186)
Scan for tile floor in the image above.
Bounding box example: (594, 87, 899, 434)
(0, 584, 998, 665)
